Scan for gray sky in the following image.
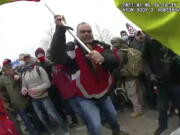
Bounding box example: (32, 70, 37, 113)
(0, 0, 139, 65)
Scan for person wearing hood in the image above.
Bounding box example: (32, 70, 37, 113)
(35, 47, 78, 128)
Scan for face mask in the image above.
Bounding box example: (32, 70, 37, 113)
(38, 56, 45, 62)
(37, 53, 45, 62)
(121, 36, 129, 42)
(19, 60, 25, 66)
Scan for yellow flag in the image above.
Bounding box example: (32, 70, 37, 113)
(0, 0, 40, 5)
(0, 0, 14, 5)
(115, 0, 180, 55)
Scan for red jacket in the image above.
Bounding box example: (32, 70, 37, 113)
(50, 26, 119, 99)
(0, 99, 20, 135)
(52, 64, 75, 99)
(72, 45, 113, 98)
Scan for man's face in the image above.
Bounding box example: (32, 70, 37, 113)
(135, 31, 145, 42)
(4, 68, 14, 76)
(24, 56, 31, 65)
(77, 23, 94, 44)
(121, 32, 128, 38)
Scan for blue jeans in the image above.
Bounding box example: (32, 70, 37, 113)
(18, 109, 39, 135)
(70, 96, 120, 135)
(32, 97, 68, 134)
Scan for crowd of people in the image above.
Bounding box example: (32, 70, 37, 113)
(0, 15, 180, 135)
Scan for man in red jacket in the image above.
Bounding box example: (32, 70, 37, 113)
(50, 15, 129, 135)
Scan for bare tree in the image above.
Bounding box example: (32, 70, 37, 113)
(46, 23, 55, 40)
(41, 23, 55, 52)
(41, 39, 50, 52)
(93, 23, 113, 44)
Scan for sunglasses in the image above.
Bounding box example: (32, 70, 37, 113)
(79, 30, 92, 34)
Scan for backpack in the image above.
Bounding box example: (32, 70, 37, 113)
(36, 66, 41, 78)
(122, 48, 143, 76)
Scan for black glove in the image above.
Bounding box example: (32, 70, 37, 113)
(65, 26, 74, 31)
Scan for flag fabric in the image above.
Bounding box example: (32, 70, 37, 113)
(12, 59, 21, 69)
(0, 0, 40, 5)
(0, 0, 13, 5)
(15, 0, 40, 1)
(114, 0, 180, 55)
(126, 23, 137, 35)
